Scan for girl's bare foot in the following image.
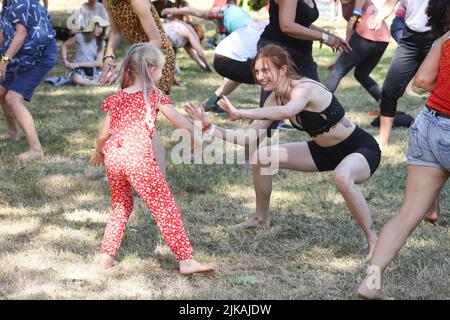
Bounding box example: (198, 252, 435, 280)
(231, 216, 270, 229)
(0, 131, 20, 141)
(357, 276, 386, 300)
(16, 149, 44, 161)
(99, 253, 117, 269)
(179, 259, 214, 275)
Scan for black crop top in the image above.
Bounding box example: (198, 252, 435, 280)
(288, 83, 346, 137)
(260, 0, 319, 53)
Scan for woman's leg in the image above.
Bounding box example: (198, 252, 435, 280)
(235, 142, 318, 228)
(0, 86, 19, 140)
(353, 41, 388, 102)
(358, 165, 449, 299)
(333, 153, 377, 257)
(4, 90, 43, 159)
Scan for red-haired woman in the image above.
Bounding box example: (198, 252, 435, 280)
(186, 44, 381, 260)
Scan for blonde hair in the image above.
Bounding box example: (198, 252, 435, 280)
(117, 43, 166, 106)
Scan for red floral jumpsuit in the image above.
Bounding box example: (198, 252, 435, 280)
(99, 90, 194, 260)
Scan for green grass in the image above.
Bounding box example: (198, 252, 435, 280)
(0, 16, 449, 300)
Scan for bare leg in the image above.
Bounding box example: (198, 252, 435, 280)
(215, 79, 241, 98)
(358, 166, 449, 299)
(5, 90, 43, 160)
(333, 153, 377, 259)
(234, 142, 317, 228)
(152, 132, 166, 177)
(378, 115, 394, 148)
(162, 6, 209, 20)
(72, 74, 101, 86)
(0, 86, 20, 140)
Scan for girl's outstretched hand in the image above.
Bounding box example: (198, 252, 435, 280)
(218, 96, 241, 121)
(184, 102, 210, 128)
(90, 150, 104, 167)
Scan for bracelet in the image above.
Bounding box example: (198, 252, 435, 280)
(102, 55, 114, 62)
(0, 54, 11, 63)
(352, 8, 363, 17)
(320, 32, 329, 46)
(201, 122, 212, 133)
(203, 124, 216, 139)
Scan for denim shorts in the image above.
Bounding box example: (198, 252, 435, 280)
(1, 39, 58, 101)
(406, 106, 450, 172)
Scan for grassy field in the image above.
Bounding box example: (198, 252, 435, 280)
(0, 3, 449, 300)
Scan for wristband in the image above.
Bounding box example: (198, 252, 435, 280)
(102, 54, 114, 62)
(352, 8, 363, 17)
(0, 54, 12, 63)
(321, 33, 329, 45)
(202, 122, 212, 133)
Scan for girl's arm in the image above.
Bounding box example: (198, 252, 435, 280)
(159, 103, 202, 152)
(415, 34, 448, 92)
(61, 36, 77, 67)
(91, 112, 111, 166)
(131, 0, 162, 48)
(184, 103, 273, 148)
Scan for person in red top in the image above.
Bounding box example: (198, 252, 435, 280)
(357, 0, 450, 300)
(324, 0, 391, 105)
(90, 43, 213, 275)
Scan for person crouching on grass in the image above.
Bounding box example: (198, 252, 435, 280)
(90, 43, 213, 275)
(185, 44, 381, 261)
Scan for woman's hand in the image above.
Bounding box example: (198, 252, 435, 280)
(90, 150, 104, 167)
(368, 15, 383, 31)
(0, 62, 7, 82)
(325, 34, 352, 53)
(218, 96, 241, 121)
(100, 57, 120, 84)
(184, 102, 210, 128)
(161, 8, 176, 17)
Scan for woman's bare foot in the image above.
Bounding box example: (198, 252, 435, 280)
(357, 275, 385, 300)
(99, 253, 117, 269)
(230, 215, 270, 229)
(179, 259, 214, 275)
(0, 130, 20, 141)
(16, 149, 44, 161)
(425, 210, 439, 226)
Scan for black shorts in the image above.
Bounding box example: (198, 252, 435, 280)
(307, 126, 381, 176)
(213, 54, 255, 84)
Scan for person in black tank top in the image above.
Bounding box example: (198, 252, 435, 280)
(185, 44, 381, 262)
(258, 0, 352, 131)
